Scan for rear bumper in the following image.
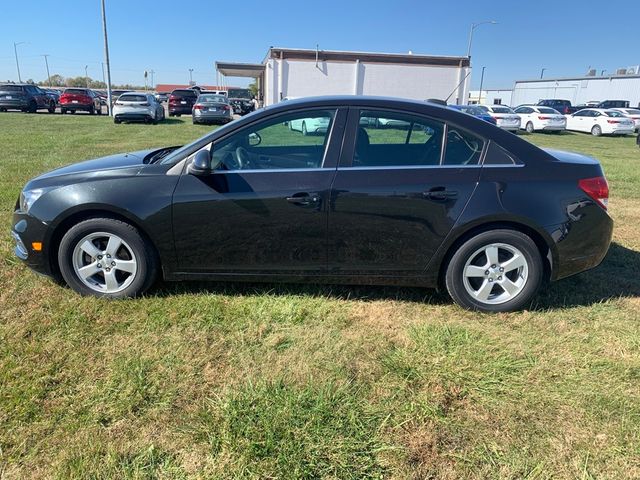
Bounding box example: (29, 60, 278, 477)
(115, 112, 154, 122)
(0, 99, 29, 109)
(169, 105, 193, 114)
(11, 210, 54, 277)
(60, 103, 92, 111)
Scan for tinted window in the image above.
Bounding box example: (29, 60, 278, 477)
(443, 126, 485, 165)
(537, 107, 558, 114)
(516, 107, 533, 114)
(625, 109, 640, 115)
(119, 94, 148, 102)
(171, 90, 197, 98)
(490, 106, 513, 114)
(211, 109, 336, 170)
(484, 141, 516, 165)
(0, 85, 24, 92)
(353, 110, 444, 167)
(64, 89, 89, 95)
(605, 110, 625, 117)
(199, 94, 226, 103)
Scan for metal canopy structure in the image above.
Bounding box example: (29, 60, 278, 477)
(215, 62, 265, 100)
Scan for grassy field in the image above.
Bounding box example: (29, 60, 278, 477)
(0, 112, 639, 479)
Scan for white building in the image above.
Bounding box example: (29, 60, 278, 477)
(468, 89, 513, 106)
(510, 74, 640, 107)
(216, 47, 471, 106)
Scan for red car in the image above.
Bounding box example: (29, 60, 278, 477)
(168, 89, 198, 117)
(59, 88, 102, 115)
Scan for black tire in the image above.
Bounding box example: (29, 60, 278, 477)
(70, 110, 76, 114)
(445, 229, 543, 312)
(27, 100, 37, 113)
(96, 105, 101, 115)
(591, 125, 602, 136)
(48, 102, 56, 114)
(525, 122, 534, 134)
(114, 117, 121, 124)
(89, 105, 95, 115)
(0, 107, 6, 112)
(61, 108, 66, 114)
(58, 218, 158, 298)
(176, 114, 181, 117)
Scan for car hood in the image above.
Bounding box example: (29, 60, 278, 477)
(25, 149, 155, 189)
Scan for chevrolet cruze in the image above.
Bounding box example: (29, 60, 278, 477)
(11, 96, 613, 312)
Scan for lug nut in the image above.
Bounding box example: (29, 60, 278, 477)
(491, 264, 496, 268)
(106, 254, 111, 259)
(111, 261, 116, 266)
(499, 267, 504, 272)
(97, 263, 102, 268)
(488, 278, 494, 282)
(97, 255, 102, 260)
(485, 270, 490, 275)
(498, 276, 502, 281)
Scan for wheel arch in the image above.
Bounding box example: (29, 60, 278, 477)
(435, 220, 556, 290)
(46, 207, 162, 282)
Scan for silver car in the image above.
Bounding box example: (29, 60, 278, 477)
(192, 94, 233, 125)
(113, 93, 165, 124)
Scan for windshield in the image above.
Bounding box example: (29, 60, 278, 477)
(491, 106, 513, 114)
(624, 109, 640, 115)
(605, 111, 626, 117)
(228, 89, 252, 99)
(0, 85, 24, 92)
(460, 106, 484, 115)
(198, 94, 226, 103)
(119, 94, 147, 102)
(538, 107, 559, 114)
(64, 89, 88, 95)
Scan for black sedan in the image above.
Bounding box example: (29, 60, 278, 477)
(11, 96, 613, 312)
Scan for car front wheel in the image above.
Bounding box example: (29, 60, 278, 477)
(445, 229, 543, 312)
(58, 218, 158, 298)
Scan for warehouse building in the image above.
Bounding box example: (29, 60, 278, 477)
(510, 72, 640, 107)
(468, 88, 513, 106)
(216, 47, 471, 106)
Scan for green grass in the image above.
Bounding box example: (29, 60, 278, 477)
(1, 112, 639, 479)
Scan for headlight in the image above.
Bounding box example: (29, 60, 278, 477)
(20, 188, 49, 212)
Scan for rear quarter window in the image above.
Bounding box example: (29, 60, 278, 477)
(483, 142, 517, 165)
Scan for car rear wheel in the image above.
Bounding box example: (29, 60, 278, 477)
(445, 229, 543, 312)
(89, 105, 95, 115)
(591, 125, 602, 136)
(58, 218, 158, 298)
(525, 122, 534, 133)
(48, 101, 56, 114)
(27, 100, 37, 113)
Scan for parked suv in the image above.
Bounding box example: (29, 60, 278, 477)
(168, 89, 198, 116)
(597, 100, 629, 109)
(536, 99, 580, 115)
(0, 84, 56, 113)
(59, 88, 102, 115)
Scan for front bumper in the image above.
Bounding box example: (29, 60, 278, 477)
(11, 210, 54, 277)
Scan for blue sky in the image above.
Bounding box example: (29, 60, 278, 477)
(1, 0, 638, 89)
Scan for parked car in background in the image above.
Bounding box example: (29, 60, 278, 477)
(11, 96, 613, 313)
(192, 94, 233, 125)
(202, 90, 227, 97)
(0, 84, 56, 113)
(43, 88, 60, 106)
(288, 115, 330, 134)
(565, 109, 635, 136)
(514, 105, 566, 133)
(536, 99, 581, 115)
(227, 88, 254, 115)
(597, 100, 629, 109)
(60, 88, 102, 115)
(168, 89, 198, 117)
(476, 105, 521, 131)
(94, 91, 108, 106)
(113, 93, 164, 124)
(154, 92, 169, 103)
(448, 105, 497, 125)
(610, 108, 640, 131)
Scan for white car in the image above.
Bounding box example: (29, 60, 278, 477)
(514, 105, 566, 133)
(610, 108, 640, 131)
(565, 108, 635, 136)
(113, 93, 165, 124)
(477, 105, 521, 131)
(288, 115, 330, 135)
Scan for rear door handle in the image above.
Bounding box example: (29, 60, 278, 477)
(286, 193, 319, 206)
(423, 188, 458, 200)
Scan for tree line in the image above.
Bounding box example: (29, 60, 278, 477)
(5, 74, 145, 91)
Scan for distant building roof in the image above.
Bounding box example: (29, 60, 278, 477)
(265, 47, 470, 67)
(154, 84, 238, 93)
(515, 74, 640, 84)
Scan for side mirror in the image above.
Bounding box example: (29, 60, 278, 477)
(188, 150, 214, 176)
(248, 132, 261, 147)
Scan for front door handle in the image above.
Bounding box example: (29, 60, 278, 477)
(286, 193, 319, 206)
(423, 187, 458, 200)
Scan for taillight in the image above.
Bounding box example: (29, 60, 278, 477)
(193, 105, 203, 110)
(607, 119, 620, 124)
(579, 176, 609, 209)
(169, 96, 177, 103)
(538, 116, 551, 120)
(222, 105, 230, 111)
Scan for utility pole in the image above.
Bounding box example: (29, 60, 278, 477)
(85, 65, 89, 88)
(101, 62, 106, 86)
(14, 42, 26, 83)
(41, 54, 51, 87)
(101, 0, 114, 116)
(150, 69, 154, 89)
(189, 68, 194, 86)
(478, 66, 486, 104)
(540, 68, 547, 79)
(467, 21, 497, 59)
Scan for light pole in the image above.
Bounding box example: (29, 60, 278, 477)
(467, 20, 497, 59)
(540, 68, 547, 79)
(149, 69, 154, 89)
(41, 54, 51, 87)
(85, 65, 89, 88)
(14, 42, 26, 83)
(101, 0, 114, 116)
(478, 66, 486, 104)
(189, 68, 194, 86)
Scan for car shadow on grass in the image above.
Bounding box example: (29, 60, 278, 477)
(149, 242, 639, 310)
